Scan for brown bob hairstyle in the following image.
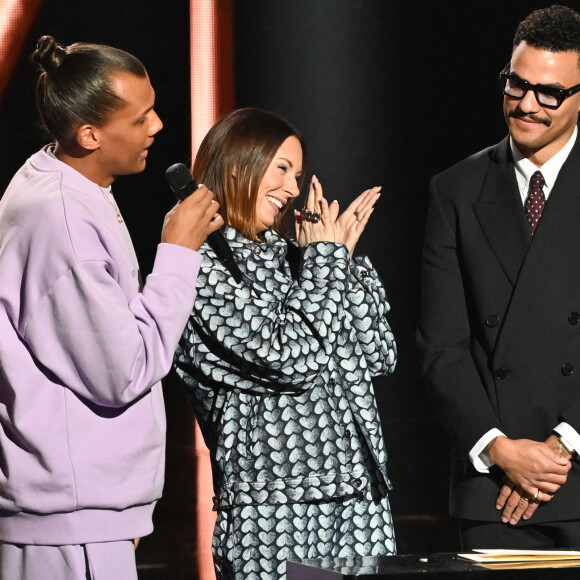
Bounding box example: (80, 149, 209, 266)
(193, 108, 307, 241)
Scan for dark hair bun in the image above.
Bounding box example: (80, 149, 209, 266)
(32, 35, 66, 73)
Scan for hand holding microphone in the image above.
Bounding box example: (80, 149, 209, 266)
(165, 163, 243, 282)
(161, 163, 223, 252)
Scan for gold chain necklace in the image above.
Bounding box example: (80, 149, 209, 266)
(100, 187, 124, 223)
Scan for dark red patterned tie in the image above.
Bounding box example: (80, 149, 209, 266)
(524, 170, 545, 234)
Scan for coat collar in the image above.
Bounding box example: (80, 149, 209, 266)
(474, 131, 580, 286)
(220, 226, 297, 282)
(522, 133, 580, 268)
(224, 225, 286, 249)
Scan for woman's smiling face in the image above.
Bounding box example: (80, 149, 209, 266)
(254, 136, 303, 232)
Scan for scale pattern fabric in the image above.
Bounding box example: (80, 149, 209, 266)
(175, 227, 397, 579)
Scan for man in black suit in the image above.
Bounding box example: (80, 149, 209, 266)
(418, 4, 580, 549)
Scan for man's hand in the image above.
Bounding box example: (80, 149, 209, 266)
(546, 433, 575, 462)
(489, 436, 572, 524)
(488, 436, 571, 500)
(161, 185, 223, 251)
(496, 479, 543, 524)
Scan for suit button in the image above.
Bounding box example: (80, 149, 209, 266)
(569, 312, 580, 325)
(562, 363, 575, 376)
(352, 478, 363, 488)
(494, 367, 508, 380)
(345, 429, 352, 438)
(486, 315, 500, 328)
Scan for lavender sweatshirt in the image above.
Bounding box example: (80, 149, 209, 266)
(0, 146, 201, 545)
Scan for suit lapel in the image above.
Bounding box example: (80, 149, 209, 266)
(494, 132, 580, 361)
(474, 137, 531, 286)
(518, 132, 580, 275)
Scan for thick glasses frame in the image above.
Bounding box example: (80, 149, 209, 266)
(499, 66, 580, 109)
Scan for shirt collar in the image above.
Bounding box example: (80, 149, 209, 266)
(510, 126, 577, 197)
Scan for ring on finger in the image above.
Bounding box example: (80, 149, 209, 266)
(301, 207, 321, 223)
(533, 491, 539, 500)
(523, 497, 530, 502)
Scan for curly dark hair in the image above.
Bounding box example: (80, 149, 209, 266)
(514, 4, 580, 53)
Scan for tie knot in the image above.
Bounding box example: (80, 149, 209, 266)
(531, 170, 545, 189)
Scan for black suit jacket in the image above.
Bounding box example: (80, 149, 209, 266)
(418, 132, 580, 522)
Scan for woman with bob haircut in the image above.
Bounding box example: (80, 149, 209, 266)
(174, 107, 397, 579)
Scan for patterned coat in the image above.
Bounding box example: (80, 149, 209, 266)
(175, 226, 397, 578)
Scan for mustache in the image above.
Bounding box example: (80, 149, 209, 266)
(508, 110, 552, 127)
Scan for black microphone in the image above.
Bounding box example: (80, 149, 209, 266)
(165, 163, 242, 283)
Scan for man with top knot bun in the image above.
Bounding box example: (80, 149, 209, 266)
(0, 36, 223, 579)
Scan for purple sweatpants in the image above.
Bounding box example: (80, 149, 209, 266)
(0, 540, 138, 580)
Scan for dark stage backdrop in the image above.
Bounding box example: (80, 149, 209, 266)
(1, 1, 577, 577)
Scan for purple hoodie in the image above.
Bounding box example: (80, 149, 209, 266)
(0, 146, 201, 544)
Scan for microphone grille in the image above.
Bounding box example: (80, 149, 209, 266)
(165, 163, 192, 193)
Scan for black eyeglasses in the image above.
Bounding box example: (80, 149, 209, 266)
(499, 66, 580, 109)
